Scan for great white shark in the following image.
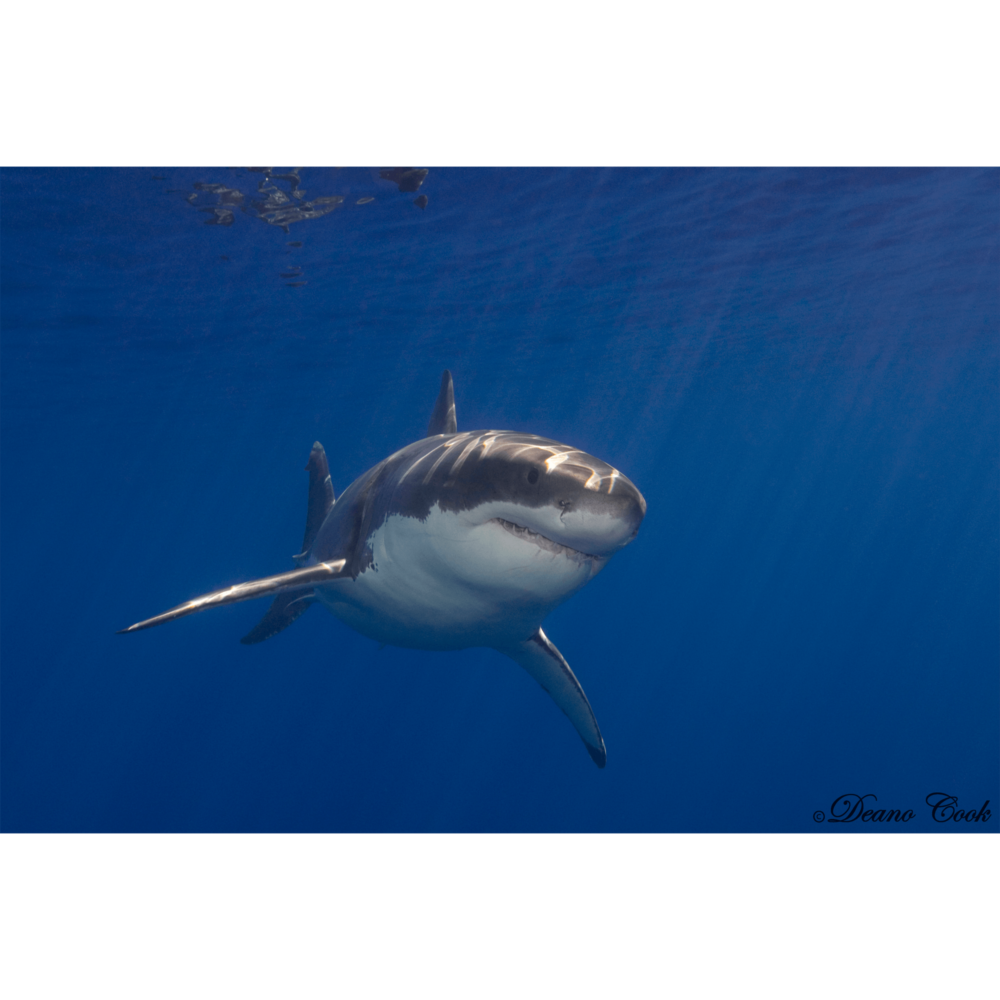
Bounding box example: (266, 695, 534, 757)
(119, 371, 646, 767)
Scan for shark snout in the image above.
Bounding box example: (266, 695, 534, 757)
(547, 483, 645, 557)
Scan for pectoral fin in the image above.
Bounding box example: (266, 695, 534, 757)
(117, 561, 346, 634)
(501, 628, 607, 768)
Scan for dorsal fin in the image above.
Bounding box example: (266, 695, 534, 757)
(426, 370, 457, 436)
(302, 441, 335, 553)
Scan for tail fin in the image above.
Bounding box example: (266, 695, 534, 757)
(301, 441, 335, 555)
(242, 441, 337, 643)
(240, 589, 315, 644)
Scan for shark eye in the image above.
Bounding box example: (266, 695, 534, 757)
(527, 468, 539, 485)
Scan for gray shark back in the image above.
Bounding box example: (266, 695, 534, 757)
(309, 429, 643, 576)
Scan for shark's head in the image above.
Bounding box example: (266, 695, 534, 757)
(393, 431, 646, 563)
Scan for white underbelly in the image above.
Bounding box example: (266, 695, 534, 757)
(314, 507, 602, 649)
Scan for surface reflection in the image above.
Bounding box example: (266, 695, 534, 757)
(165, 167, 431, 288)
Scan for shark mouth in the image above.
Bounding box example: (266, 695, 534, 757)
(494, 518, 602, 562)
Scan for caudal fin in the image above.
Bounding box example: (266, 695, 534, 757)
(300, 441, 335, 556)
(240, 589, 315, 644)
(242, 441, 337, 643)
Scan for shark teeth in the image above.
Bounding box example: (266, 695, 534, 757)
(494, 518, 600, 562)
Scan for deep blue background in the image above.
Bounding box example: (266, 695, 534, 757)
(2, 167, 996, 832)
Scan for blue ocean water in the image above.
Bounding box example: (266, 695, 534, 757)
(1, 167, 996, 833)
